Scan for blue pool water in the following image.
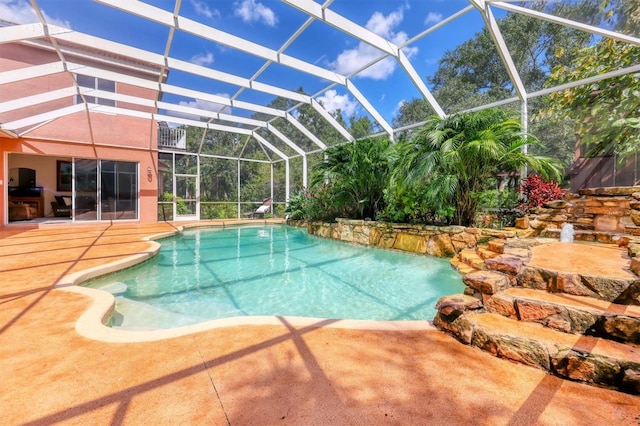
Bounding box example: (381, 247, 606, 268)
(84, 225, 465, 329)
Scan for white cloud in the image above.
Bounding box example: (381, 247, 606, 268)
(329, 8, 417, 80)
(234, 0, 277, 27)
(190, 0, 220, 19)
(0, 0, 70, 27)
(191, 52, 214, 66)
(170, 98, 229, 120)
(425, 12, 443, 25)
(315, 90, 358, 117)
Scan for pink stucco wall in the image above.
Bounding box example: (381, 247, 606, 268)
(1, 41, 163, 225)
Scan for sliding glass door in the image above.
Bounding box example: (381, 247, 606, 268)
(74, 159, 98, 221)
(101, 161, 138, 220)
(73, 159, 138, 221)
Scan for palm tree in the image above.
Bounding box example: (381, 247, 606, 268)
(311, 137, 391, 220)
(391, 108, 562, 226)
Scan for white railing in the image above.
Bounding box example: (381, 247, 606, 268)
(158, 126, 186, 150)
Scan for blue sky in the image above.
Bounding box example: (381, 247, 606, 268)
(2, 0, 500, 126)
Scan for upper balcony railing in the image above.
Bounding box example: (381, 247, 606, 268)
(158, 124, 186, 150)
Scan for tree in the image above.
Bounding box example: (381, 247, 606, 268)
(396, 1, 605, 171)
(349, 114, 376, 139)
(310, 137, 392, 220)
(391, 109, 562, 226)
(428, 1, 601, 110)
(542, 1, 640, 158)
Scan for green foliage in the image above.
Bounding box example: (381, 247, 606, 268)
(310, 137, 392, 220)
(540, 0, 640, 159)
(285, 191, 307, 220)
(395, 1, 607, 170)
(378, 183, 437, 224)
(428, 1, 600, 112)
(543, 38, 640, 158)
(473, 189, 522, 229)
(200, 203, 237, 220)
(285, 187, 344, 222)
(391, 109, 563, 226)
(475, 189, 521, 211)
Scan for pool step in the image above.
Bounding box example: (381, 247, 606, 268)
(451, 247, 494, 274)
(485, 288, 640, 344)
(433, 306, 640, 394)
(440, 236, 640, 394)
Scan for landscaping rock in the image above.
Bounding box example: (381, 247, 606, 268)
(556, 273, 599, 298)
(517, 266, 552, 291)
(600, 316, 640, 344)
(433, 313, 475, 344)
(462, 270, 510, 295)
(552, 349, 621, 386)
(614, 281, 640, 306)
(502, 247, 531, 258)
(622, 368, 640, 394)
(471, 328, 551, 370)
(393, 233, 427, 254)
(581, 275, 635, 302)
(631, 258, 640, 277)
(484, 292, 517, 319)
(426, 233, 455, 257)
(544, 199, 569, 209)
(487, 239, 505, 254)
(435, 294, 483, 317)
(515, 216, 529, 229)
(485, 254, 523, 275)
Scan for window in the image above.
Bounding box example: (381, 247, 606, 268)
(75, 74, 116, 107)
(72, 159, 138, 221)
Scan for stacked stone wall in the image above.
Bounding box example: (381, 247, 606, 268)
(525, 186, 640, 241)
(287, 218, 522, 258)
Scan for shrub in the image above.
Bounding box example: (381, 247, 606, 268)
(519, 174, 563, 210)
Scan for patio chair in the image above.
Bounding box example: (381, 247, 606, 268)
(247, 198, 272, 219)
(50, 196, 71, 217)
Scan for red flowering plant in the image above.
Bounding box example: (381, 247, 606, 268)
(518, 174, 564, 211)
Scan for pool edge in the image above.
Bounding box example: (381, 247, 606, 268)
(57, 222, 441, 343)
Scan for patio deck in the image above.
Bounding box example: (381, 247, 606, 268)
(1, 221, 639, 425)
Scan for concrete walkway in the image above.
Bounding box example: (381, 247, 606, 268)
(1, 221, 639, 425)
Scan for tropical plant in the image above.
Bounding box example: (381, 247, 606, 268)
(390, 109, 563, 226)
(285, 191, 307, 220)
(518, 174, 564, 210)
(310, 137, 392, 220)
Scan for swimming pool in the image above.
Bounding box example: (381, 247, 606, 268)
(84, 225, 465, 329)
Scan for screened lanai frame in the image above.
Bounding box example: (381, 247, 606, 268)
(1, 0, 639, 220)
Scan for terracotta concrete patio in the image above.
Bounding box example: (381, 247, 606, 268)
(1, 221, 639, 425)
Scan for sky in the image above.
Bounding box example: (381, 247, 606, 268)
(1, 0, 506, 127)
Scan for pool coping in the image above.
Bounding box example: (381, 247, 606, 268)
(55, 222, 440, 343)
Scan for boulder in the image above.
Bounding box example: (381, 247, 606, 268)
(485, 254, 523, 275)
(515, 216, 529, 229)
(484, 292, 517, 319)
(600, 316, 640, 344)
(426, 233, 456, 258)
(622, 368, 640, 394)
(544, 199, 569, 209)
(471, 328, 551, 370)
(551, 349, 621, 386)
(435, 294, 483, 317)
(462, 270, 510, 295)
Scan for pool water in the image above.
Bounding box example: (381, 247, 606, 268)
(84, 225, 465, 329)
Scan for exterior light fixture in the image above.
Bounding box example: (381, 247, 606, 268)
(147, 166, 152, 175)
